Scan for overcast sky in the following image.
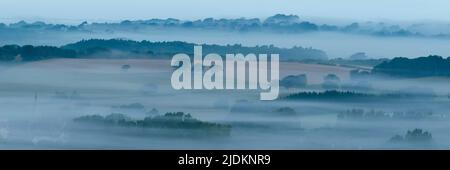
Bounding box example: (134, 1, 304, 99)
(0, 0, 449, 23)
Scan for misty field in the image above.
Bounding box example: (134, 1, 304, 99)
(0, 58, 449, 149)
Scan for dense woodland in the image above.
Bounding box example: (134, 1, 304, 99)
(372, 55, 450, 77)
(0, 39, 327, 61)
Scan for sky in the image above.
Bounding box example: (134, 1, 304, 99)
(0, 0, 449, 23)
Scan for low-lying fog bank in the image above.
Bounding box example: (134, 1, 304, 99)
(0, 58, 449, 149)
(2, 29, 450, 59)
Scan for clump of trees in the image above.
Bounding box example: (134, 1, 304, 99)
(121, 64, 131, 71)
(389, 129, 433, 144)
(373, 55, 450, 77)
(73, 112, 231, 135)
(322, 74, 341, 90)
(284, 90, 372, 101)
(284, 90, 436, 101)
(0, 45, 76, 61)
(340, 55, 450, 80)
(280, 74, 307, 88)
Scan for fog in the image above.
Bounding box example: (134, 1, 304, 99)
(116, 29, 450, 58)
(2, 28, 450, 59)
(1, 58, 449, 149)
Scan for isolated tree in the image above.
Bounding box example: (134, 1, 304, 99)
(121, 64, 131, 71)
(280, 74, 307, 88)
(322, 74, 341, 89)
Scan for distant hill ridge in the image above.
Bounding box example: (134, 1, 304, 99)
(2, 39, 449, 79)
(0, 39, 328, 61)
(372, 55, 450, 77)
(1, 14, 449, 38)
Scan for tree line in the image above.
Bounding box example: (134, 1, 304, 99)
(0, 39, 328, 61)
